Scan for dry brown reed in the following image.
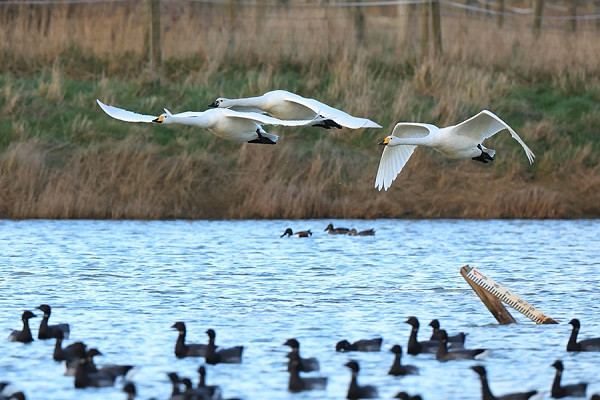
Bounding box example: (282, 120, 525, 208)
(1, 1, 599, 219)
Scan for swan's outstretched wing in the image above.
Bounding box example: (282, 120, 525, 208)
(451, 110, 535, 164)
(375, 143, 417, 191)
(282, 93, 382, 129)
(374, 123, 433, 191)
(223, 109, 320, 127)
(96, 99, 157, 123)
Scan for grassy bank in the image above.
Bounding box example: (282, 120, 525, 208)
(1, 2, 599, 219)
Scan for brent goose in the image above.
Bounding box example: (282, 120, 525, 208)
(167, 372, 183, 399)
(5, 393, 26, 400)
(336, 337, 382, 352)
(205, 329, 243, 365)
(37, 304, 70, 340)
(348, 228, 375, 236)
(550, 360, 587, 398)
(196, 366, 223, 400)
(284, 338, 319, 372)
(345, 360, 378, 399)
(395, 393, 423, 400)
(428, 319, 466, 347)
(287, 357, 327, 392)
(280, 228, 312, 238)
(325, 224, 350, 234)
(172, 322, 208, 358)
(123, 381, 136, 400)
(436, 330, 486, 361)
(7, 311, 36, 343)
(405, 316, 438, 355)
(86, 348, 133, 379)
(52, 331, 86, 362)
(388, 345, 418, 376)
(74, 357, 118, 388)
(566, 319, 600, 352)
(471, 365, 538, 400)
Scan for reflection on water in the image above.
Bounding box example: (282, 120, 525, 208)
(1, 219, 599, 399)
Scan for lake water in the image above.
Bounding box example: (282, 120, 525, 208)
(1, 219, 599, 399)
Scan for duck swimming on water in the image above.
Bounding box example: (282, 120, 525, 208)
(280, 228, 312, 238)
(325, 224, 350, 235)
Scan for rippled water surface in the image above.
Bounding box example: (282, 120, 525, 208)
(1, 219, 599, 399)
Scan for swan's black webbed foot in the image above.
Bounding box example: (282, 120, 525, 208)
(248, 129, 276, 145)
(472, 144, 494, 163)
(312, 118, 342, 130)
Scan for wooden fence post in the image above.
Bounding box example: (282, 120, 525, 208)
(146, 0, 162, 80)
(420, 0, 430, 58)
(431, 0, 442, 56)
(497, 0, 505, 27)
(353, 0, 365, 44)
(569, 0, 577, 33)
(533, 0, 544, 37)
(596, 0, 600, 31)
(403, 2, 417, 49)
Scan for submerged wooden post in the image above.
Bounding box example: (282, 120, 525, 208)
(461, 266, 517, 325)
(461, 265, 558, 325)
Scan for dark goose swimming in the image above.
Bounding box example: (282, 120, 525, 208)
(7, 311, 36, 344)
(37, 304, 70, 340)
(566, 318, 600, 352)
(471, 365, 538, 400)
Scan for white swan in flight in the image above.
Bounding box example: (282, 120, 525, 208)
(96, 99, 320, 145)
(208, 90, 381, 130)
(375, 110, 535, 191)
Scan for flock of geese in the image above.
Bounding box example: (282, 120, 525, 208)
(5, 305, 600, 400)
(97, 89, 535, 191)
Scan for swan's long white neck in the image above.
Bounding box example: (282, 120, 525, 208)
(227, 96, 264, 107)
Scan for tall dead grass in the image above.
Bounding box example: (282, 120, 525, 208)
(1, 134, 597, 219)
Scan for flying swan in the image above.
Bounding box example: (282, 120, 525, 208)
(96, 99, 321, 144)
(208, 90, 381, 130)
(375, 110, 535, 191)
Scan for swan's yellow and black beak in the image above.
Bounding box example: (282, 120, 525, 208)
(152, 116, 164, 123)
(378, 137, 391, 146)
(208, 101, 218, 108)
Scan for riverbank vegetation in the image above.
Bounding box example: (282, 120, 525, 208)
(1, 1, 599, 219)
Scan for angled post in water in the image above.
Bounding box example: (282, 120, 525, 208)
(461, 266, 517, 325)
(461, 265, 558, 325)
